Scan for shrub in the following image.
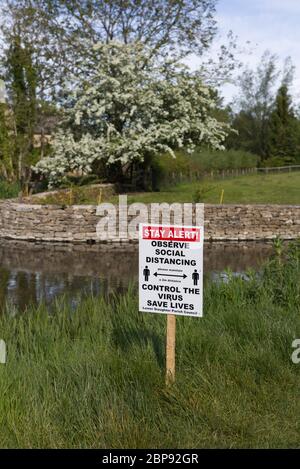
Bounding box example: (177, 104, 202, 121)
(190, 148, 260, 170)
(151, 148, 260, 190)
(0, 179, 20, 199)
(193, 183, 215, 203)
(260, 156, 294, 168)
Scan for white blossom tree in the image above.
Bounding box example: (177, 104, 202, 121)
(35, 41, 231, 186)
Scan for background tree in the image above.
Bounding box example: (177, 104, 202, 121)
(0, 1, 62, 182)
(227, 52, 300, 163)
(0, 80, 14, 179)
(268, 85, 300, 163)
(228, 51, 280, 158)
(6, 32, 37, 183)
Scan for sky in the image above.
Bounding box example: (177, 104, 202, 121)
(189, 0, 300, 104)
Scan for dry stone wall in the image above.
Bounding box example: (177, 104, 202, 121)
(0, 201, 300, 243)
(0, 201, 299, 243)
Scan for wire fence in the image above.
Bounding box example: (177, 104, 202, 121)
(163, 165, 300, 185)
(163, 167, 257, 185)
(257, 165, 300, 174)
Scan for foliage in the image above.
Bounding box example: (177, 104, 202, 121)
(260, 156, 289, 168)
(0, 243, 299, 448)
(0, 179, 20, 198)
(35, 42, 231, 187)
(0, 32, 38, 183)
(149, 149, 259, 190)
(190, 148, 259, 170)
(0, 102, 14, 179)
(0, 0, 219, 102)
(193, 183, 215, 203)
(0, 1, 240, 188)
(228, 51, 277, 157)
(268, 85, 300, 161)
(228, 51, 298, 161)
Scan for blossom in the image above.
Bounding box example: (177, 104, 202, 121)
(35, 41, 231, 186)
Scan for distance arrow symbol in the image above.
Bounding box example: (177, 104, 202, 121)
(154, 272, 187, 279)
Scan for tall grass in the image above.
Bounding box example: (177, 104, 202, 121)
(0, 242, 299, 448)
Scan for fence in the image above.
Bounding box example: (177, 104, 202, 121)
(163, 165, 300, 186)
(164, 167, 258, 185)
(257, 165, 300, 174)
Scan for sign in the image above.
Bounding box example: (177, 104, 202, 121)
(139, 224, 203, 317)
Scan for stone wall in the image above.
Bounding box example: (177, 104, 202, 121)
(0, 201, 299, 243)
(204, 205, 300, 241)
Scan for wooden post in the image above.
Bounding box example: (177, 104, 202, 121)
(220, 189, 224, 204)
(166, 314, 176, 385)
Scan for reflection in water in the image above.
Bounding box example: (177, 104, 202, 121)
(0, 239, 276, 312)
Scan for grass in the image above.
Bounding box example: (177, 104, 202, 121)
(29, 172, 300, 206)
(0, 241, 299, 448)
(112, 172, 300, 205)
(27, 184, 114, 206)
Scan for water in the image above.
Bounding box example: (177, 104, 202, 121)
(0, 239, 276, 312)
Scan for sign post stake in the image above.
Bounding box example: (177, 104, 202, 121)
(139, 223, 204, 386)
(166, 314, 176, 385)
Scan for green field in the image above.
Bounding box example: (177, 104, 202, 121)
(0, 242, 299, 448)
(113, 172, 300, 205)
(27, 171, 300, 206)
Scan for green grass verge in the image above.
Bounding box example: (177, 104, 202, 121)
(31, 172, 300, 206)
(0, 242, 299, 448)
(112, 172, 300, 205)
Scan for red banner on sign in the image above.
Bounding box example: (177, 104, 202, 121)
(142, 225, 200, 242)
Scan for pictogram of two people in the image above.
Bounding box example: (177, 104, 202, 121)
(143, 266, 199, 285)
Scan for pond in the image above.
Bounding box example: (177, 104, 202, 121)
(0, 239, 277, 312)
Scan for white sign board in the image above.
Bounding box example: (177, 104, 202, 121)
(139, 224, 203, 317)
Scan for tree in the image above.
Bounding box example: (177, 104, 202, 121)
(228, 51, 295, 159)
(268, 85, 300, 162)
(0, 0, 237, 187)
(35, 42, 231, 187)
(37, 0, 218, 58)
(0, 80, 14, 179)
(6, 32, 37, 182)
(229, 51, 279, 157)
(0, 1, 62, 182)
(0, 0, 219, 101)
(0, 0, 64, 100)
